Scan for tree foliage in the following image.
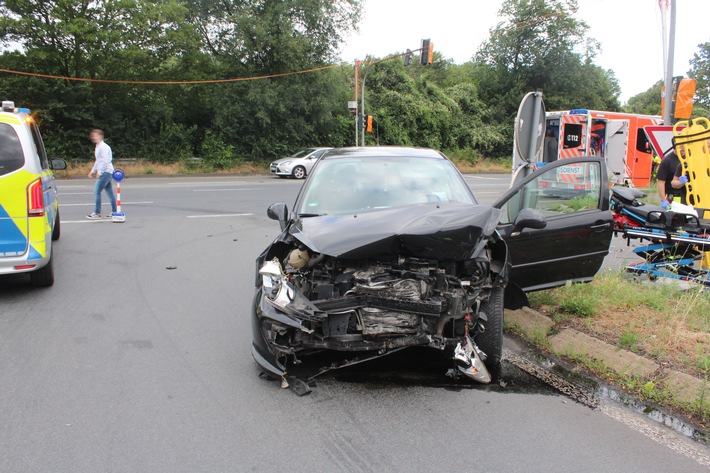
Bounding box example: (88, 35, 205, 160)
(624, 81, 662, 116)
(689, 42, 710, 111)
(473, 0, 620, 154)
(0, 0, 626, 164)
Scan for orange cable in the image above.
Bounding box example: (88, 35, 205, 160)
(0, 63, 340, 85)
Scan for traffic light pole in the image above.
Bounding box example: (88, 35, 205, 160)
(358, 44, 429, 147)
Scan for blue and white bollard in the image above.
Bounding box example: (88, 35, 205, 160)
(112, 168, 126, 223)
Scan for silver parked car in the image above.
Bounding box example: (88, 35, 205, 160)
(269, 147, 331, 179)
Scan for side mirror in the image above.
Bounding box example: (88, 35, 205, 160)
(267, 202, 289, 231)
(511, 208, 547, 236)
(51, 158, 67, 171)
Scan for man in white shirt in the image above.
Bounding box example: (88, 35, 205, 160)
(86, 129, 117, 219)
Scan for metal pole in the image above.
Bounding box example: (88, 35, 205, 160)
(361, 66, 368, 147)
(354, 60, 360, 146)
(663, 0, 676, 125)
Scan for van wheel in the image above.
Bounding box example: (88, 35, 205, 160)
(52, 210, 61, 241)
(30, 255, 55, 287)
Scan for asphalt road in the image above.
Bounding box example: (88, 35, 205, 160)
(0, 173, 706, 472)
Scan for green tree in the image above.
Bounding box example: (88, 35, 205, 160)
(624, 81, 663, 115)
(689, 41, 710, 110)
(473, 0, 620, 154)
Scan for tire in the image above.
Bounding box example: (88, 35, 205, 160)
(475, 285, 504, 379)
(292, 166, 306, 179)
(30, 254, 55, 287)
(52, 210, 61, 241)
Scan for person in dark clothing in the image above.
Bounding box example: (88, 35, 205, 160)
(656, 146, 686, 208)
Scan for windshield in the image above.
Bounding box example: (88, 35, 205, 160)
(0, 123, 24, 177)
(290, 148, 316, 159)
(297, 155, 475, 216)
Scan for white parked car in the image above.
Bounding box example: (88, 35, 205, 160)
(269, 148, 331, 179)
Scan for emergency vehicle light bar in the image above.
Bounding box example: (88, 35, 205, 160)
(569, 109, 588, 115)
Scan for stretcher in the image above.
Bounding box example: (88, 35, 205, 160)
(610, 186, 710, 285)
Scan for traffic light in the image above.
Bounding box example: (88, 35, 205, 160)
(404, 49, 412, 66)
(366, 115, 373, 133)
(362, 114, 368, 129)
(421, 39, 434, 65)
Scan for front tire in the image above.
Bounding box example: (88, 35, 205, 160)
(292, 166, 306, 179)
(30, 254, 55, 287)
(475, 286, 504, 379)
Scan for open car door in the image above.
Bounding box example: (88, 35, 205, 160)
(494, 157, 613, 296)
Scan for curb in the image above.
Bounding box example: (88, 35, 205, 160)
(505, 307, 709, 413)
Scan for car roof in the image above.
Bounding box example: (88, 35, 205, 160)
(322, 146, 447, 160)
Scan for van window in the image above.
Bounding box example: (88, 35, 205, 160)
(0, 124, 24, 176)
(635, 128, 652, 154)
(29, 122, 49, 169)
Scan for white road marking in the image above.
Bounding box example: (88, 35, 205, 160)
(60, 201, 154, 207)
(192, 188, 263, 192)
(186, 213, 253, 219)
(466, 175, 505, 180)
(63, 219, 115, 224)
(169, 181, 263, 187)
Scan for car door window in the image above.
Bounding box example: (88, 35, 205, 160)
(500, 161, 602, 224)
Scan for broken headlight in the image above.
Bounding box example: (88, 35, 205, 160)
(259, 259, 295, 309)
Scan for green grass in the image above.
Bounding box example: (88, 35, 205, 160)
(529, 270, 710, 376)
(619, 330, 641, 352)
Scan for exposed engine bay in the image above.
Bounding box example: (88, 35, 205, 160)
(256, 231, 506, 389)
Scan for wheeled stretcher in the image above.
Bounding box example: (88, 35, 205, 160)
(610, 186, 710, 286)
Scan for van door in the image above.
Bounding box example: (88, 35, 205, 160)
(0, 122, 29, 258)
(605, 120, 629, 185)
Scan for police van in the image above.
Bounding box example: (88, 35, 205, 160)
(0, 101, 66, 286)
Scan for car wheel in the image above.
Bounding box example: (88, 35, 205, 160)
(475, 285, 504, 379)
(52, 210, 61, 241)
(30, 254, 55, 287)
(292, 166, 306, 179)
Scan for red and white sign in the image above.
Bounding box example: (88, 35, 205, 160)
(644, 124, 686, 158)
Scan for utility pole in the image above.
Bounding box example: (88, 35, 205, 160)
(360, 62, 369, 147)
(354, 60, 360, 146)
(663, 0, 676, 125)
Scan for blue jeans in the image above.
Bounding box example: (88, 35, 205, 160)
(94, 172, 117, 214)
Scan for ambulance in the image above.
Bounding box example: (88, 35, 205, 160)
(541, 109, 661, 188)
(0, 101, 66, 286)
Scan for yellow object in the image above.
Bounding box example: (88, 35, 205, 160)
(673, 118, 710, 212)
(0, 103, 60, 280)
(701, 252, 710, 271)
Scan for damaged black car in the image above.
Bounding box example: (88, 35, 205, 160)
(252, 148, 613, 391)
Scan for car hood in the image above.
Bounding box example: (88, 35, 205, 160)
(289, 202, 502, 260)
(272, 157, 296, 164)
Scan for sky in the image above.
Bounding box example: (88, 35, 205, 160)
(338, 0, 710, 103)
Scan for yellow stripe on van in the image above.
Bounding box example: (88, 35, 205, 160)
(0, 114, 21, 125)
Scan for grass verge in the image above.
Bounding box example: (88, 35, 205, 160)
(56, 157, 511, 178)
(528, 270, 710, 427)
(57, 160, 269, 178)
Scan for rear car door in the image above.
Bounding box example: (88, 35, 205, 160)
(494, 157, 613, 292)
